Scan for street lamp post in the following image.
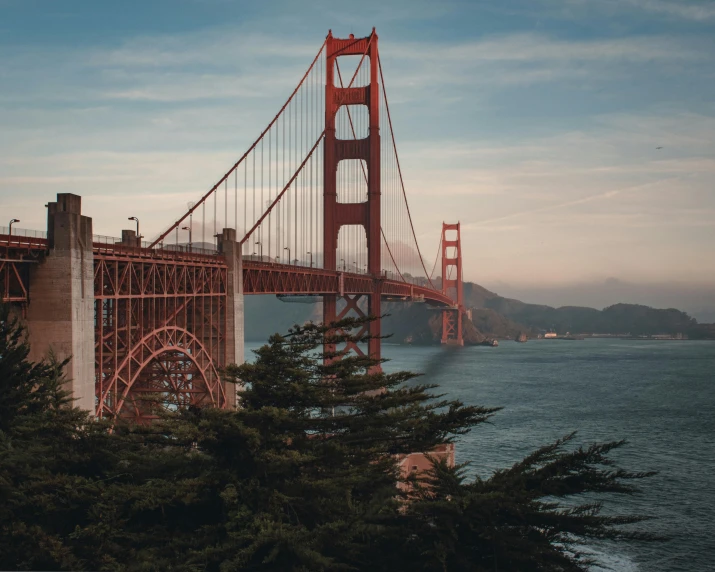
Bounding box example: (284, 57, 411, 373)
(353, 261, 357, 273)
(128, 216, 140, 246)
(307, 251, 313, 267)
(284, 247, 291, 265)
(181, 226, 192, 252)
(8, 218, 20, 236)
(255, 240, 262, 260)
(340, 258, 345, 271)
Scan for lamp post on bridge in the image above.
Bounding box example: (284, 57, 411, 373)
(340, 258, 345, 271)
(8, 218, 20, 236)
(353, 261, 357, 273)
(284, 246, 291, 266)
(187, 202, 194, 251)
(128, 216, 140, 246)
(255, 240, 262, 260)
(181, 226, 192, 252)
(307, 251, 313, 268)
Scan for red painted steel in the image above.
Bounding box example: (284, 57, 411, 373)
(323, 30, 382, 363)
(241, 260, 454, 305)
(94, 246, 228, 421)
(440, 223, 465, 346)
(0, 234, 47, 305)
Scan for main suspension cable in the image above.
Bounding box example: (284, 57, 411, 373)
(149, 36, 329, 248)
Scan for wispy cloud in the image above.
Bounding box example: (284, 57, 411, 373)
(623, 0, 715, 21)
(461, 179, 673, 229)
(390, 32, 703, 63)
(1, 6, 714, 288)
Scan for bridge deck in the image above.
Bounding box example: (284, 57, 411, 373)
(1, 235, 454, 308)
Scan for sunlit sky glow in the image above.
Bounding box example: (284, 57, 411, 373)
(1, 0, 714, 309)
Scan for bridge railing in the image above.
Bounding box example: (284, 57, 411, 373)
(0, 227, 48, 252)
(93, 234, 218, 256)
(0, 226, 47, 239)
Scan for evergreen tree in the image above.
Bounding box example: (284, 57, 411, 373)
(0, 305, 658, 571)
(0, 304, 116, 570)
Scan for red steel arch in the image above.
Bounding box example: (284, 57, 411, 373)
(98, 325, 226, 422)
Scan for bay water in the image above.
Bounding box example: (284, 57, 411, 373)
(245, 338, 715, 571)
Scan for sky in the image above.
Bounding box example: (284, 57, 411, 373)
(1, 0, 714, 314)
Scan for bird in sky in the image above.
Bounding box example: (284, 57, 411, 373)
(656, 146, 663, 150)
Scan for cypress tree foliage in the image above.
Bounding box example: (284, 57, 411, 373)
(0, 305, 658, 571)
(209, 318, 497, 570)
(392, 438, 658, 572)
(0, 304, 116, 570)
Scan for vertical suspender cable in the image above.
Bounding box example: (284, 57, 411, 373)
(268, 127, 271, 259)
(261, 138, 264, 252)
(295, 85, 298, 261)
(149, 38, 327, 248)
(252, 150, 256, 253)
(378, 55, 435, 289)
(243, 156, 247, 254)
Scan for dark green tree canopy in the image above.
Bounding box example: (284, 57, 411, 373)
(0, 306, 658, 571)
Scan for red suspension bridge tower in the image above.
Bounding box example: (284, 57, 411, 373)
(323, 31, 382, 361)
(440, 222, 465, 346)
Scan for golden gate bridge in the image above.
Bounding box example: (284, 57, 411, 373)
(1, 30, 467, 423)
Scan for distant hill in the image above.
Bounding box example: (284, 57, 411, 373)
(243, 280, 712, 343)
(488, 278, 715, 324)
(482, 297, 696, 336)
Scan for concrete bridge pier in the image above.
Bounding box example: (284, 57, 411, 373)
(26, 193, 95, 412)
(218, 228, 245, 408)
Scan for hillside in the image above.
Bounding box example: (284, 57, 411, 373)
(482, 297, 697, 336)
(243, 280, 710, 343)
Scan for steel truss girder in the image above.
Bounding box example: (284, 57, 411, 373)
(94, 254, 228, 421)
(335, 294, 370, 357)
(0, 234, 47, 305)
(0, 259, 30, 303)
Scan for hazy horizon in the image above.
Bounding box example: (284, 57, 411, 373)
(1, 0, 713, 307)
(482, 277, 715, 322)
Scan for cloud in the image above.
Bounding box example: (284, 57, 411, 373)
(1, 14, 714, 289)
(390, 32, 703, 63)
(623, 0, 715, 21)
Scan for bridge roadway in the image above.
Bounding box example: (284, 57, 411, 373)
(2, 232, 456, 308)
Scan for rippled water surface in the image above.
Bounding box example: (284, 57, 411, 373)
(245, 338, 715, 571)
